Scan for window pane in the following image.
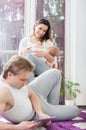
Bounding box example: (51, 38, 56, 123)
(0, 0, 24, 73)
(36, 0, 65, 104)
(36, 0, 65, 76)
(0, 0, 24, 50)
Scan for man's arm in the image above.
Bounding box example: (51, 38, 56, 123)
(0, 122, 18, 130)
(0, 87, 17, 130)
(0, 121, 41, 130)
(28, 87, 50, 118)
(28, 87, 43, 115)
(0, 88, 40, 130)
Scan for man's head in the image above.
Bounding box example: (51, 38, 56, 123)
(2, 55, 35, 88)
(2, 55, 34, 79)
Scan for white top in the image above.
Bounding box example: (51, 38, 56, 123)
(0, 78, 34, 123)
(19, 37, 57, 67)
(19, 36, 54, 55)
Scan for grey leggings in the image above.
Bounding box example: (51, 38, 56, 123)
(26, 54, 50, 82)
(29, 69, 80, 121)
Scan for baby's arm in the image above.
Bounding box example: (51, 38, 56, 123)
(52, 57, 58, 68)
(45, 61, 53, 68)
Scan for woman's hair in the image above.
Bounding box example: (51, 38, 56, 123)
(33, 19, 53, 42)
(2, 55, 35, 79)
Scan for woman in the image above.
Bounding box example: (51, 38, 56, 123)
(19, 19, 58, 81)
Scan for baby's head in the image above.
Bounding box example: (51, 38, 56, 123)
(47, 46, 59, 56)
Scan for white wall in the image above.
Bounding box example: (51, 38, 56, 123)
(75, 0, 86, 105)
(65, 0, 86, 105)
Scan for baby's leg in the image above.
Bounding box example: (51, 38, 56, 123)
(26, 54, 50, 76)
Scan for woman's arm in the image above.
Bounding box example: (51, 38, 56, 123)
(44, 39, 55, 62)
(44, 52, 54, 62)
(32, 49, 54, 62)
(33, 40, 55, 62)
(19, 37, 30, 55)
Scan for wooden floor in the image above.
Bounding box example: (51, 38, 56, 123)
(78, 105, 86, 109)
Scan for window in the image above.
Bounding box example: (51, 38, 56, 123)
(36, 0, 65, 104)
(36, 0, 65, 76)
(0, 0, 24, 73)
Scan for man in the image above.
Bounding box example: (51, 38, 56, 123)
(0, 55, 80, 130)
(0, 55, 48, 130)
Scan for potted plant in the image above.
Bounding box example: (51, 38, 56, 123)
(64, 80, 81, 105)
(59, 79, 65, 104)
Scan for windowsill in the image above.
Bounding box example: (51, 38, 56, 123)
(0, 50, 18, 54)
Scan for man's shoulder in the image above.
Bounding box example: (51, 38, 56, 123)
(0, 77, 11, 95)
(0, 87, 11, 101)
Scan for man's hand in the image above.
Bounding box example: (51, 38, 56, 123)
(16, 121, 41, 130)
(37, 112, 51, 126)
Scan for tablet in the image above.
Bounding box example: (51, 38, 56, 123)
(35, 117, 56, 123)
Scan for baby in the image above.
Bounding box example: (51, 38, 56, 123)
(46, 45, 58, 57)
(28, 45, 59, 68)
(44, 45, 59, 68)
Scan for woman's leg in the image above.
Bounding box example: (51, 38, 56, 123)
(26, 54, 50, 76)
(39, 95, 80, 121)
(28, 71, 35, 82)
(29, 69, 80, 121)
(29, 68, 61, 105)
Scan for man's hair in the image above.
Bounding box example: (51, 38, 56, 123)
(2, 55, 35, 79)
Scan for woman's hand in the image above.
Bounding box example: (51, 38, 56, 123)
(21, 47, 31, 56)
(33, 49, 45, 57)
